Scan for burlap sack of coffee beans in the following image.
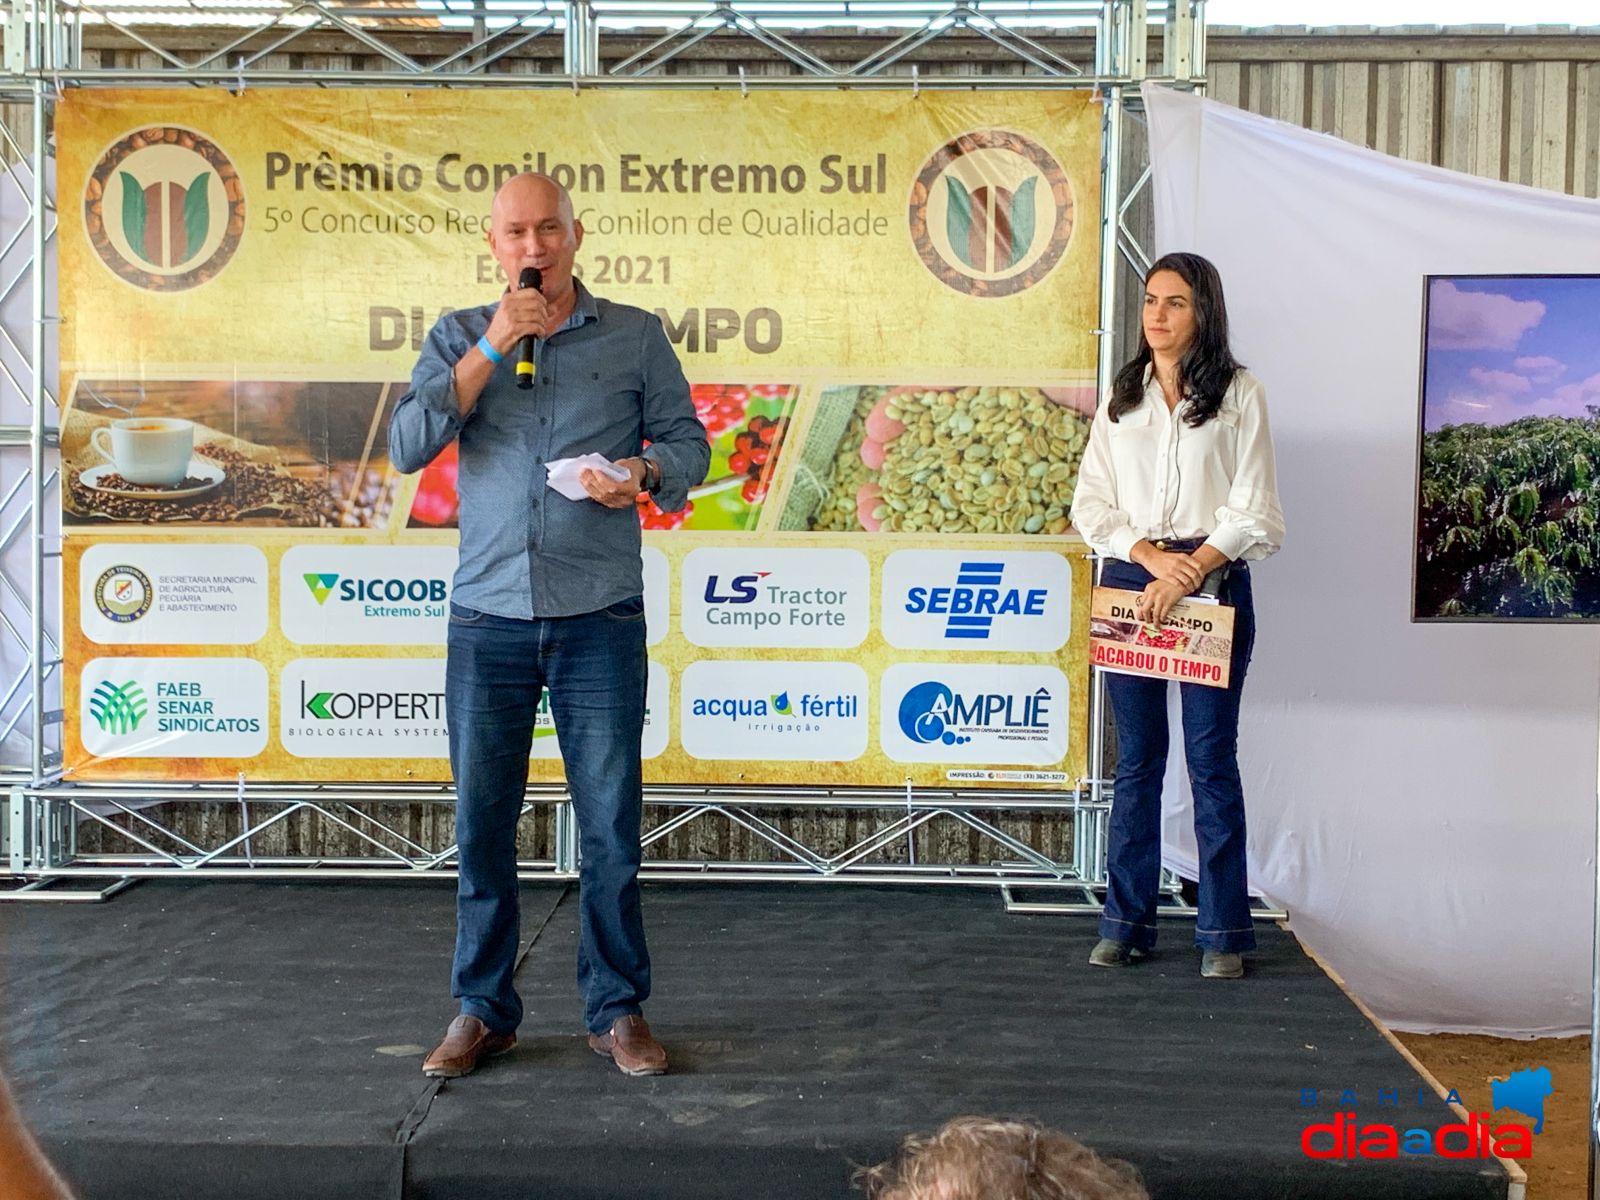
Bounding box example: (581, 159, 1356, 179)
(61, 412, 364, 527)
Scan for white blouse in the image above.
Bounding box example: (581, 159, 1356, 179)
(1070, 367, 1285, 563)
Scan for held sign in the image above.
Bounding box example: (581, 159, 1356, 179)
(1088, 587, 1233, 689)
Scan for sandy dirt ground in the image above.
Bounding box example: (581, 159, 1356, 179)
(1396, 1033, 1590, 1198)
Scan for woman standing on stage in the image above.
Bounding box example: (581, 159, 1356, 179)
(1070, 252, 1284, 980)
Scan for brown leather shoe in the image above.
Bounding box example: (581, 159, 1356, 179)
(422, 1015, 516, 1078)
(587, 1014, 668, 1076)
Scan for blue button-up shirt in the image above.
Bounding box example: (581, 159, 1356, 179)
(389, 283, 709, 619)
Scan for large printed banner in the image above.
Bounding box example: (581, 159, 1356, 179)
(57, 89, 1101, 787)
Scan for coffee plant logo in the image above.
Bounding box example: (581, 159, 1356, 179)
(908, 129, 1074, 298)
(93, 565, 153, 623)
(84, 126, 245, 291)
(88, 680, 147, 735)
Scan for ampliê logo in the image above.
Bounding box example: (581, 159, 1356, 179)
(879, 663, 1068, 766)
(897, 680, 1050, 747)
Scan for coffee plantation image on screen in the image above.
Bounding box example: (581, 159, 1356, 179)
(1415, 274, 1600, 621)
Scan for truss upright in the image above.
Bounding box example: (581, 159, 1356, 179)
(1, 1, 1208, 893)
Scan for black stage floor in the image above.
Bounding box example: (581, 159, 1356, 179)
(2, 881, 1510, 1199)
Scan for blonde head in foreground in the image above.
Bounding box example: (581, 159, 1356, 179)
(856, 1116, 1149, 1200)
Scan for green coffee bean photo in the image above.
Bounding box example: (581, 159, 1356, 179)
(780, 383, 1096, 536)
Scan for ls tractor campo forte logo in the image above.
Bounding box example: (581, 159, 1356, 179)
(85, 125, 245, 292)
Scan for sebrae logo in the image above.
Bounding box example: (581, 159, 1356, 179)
(85, 126, 245, 291)
(904, 560, 1050, 640)
(303, 574, 340, 605)
(908, 129, 1074, 298)
(88, 680, 147, 734)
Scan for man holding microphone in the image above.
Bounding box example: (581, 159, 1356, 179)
(389, 172, 708, 1079)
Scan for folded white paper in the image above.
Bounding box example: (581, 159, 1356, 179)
(545, 453, 632, 501)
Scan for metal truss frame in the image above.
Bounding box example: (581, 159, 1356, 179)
(0, 1, 1222, 902)
(7, 782, 1150, 895)
(0, 81, 59, 795)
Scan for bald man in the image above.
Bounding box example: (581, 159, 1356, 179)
(390, 174, 709, 1078)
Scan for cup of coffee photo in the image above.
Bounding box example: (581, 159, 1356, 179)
(90, 417, 196, 486)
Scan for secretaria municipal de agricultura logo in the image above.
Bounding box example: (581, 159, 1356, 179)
(908, 129, 1074, 298)
(93, 565, 153, 623)
(84, 125, 245, 292)
(88, 680, 147, 735)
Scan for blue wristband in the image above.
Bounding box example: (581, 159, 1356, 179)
(476, 334, 503, 365)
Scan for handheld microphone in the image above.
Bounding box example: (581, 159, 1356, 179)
(516, 266, 542, 391)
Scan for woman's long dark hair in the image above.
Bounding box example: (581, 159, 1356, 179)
(1108, 252, 1242, 427)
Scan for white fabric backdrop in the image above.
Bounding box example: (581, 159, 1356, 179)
(1143, 84, 1600, 1036)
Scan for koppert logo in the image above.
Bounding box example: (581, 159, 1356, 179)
(88, 680, 147, 735)
(305, 690, 335, 719)
(298, 681, 446, 723)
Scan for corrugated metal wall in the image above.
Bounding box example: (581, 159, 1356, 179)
(35, 23, 1600, 863)
(31, 24, 1600, 197)
(1207, 39, 1600, 199)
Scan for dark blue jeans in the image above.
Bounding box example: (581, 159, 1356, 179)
(1098, 558, 1257, 953)
(445, 596, 650, 1036)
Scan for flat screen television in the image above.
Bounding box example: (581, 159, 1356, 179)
(1414, 273, 1600, 621)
